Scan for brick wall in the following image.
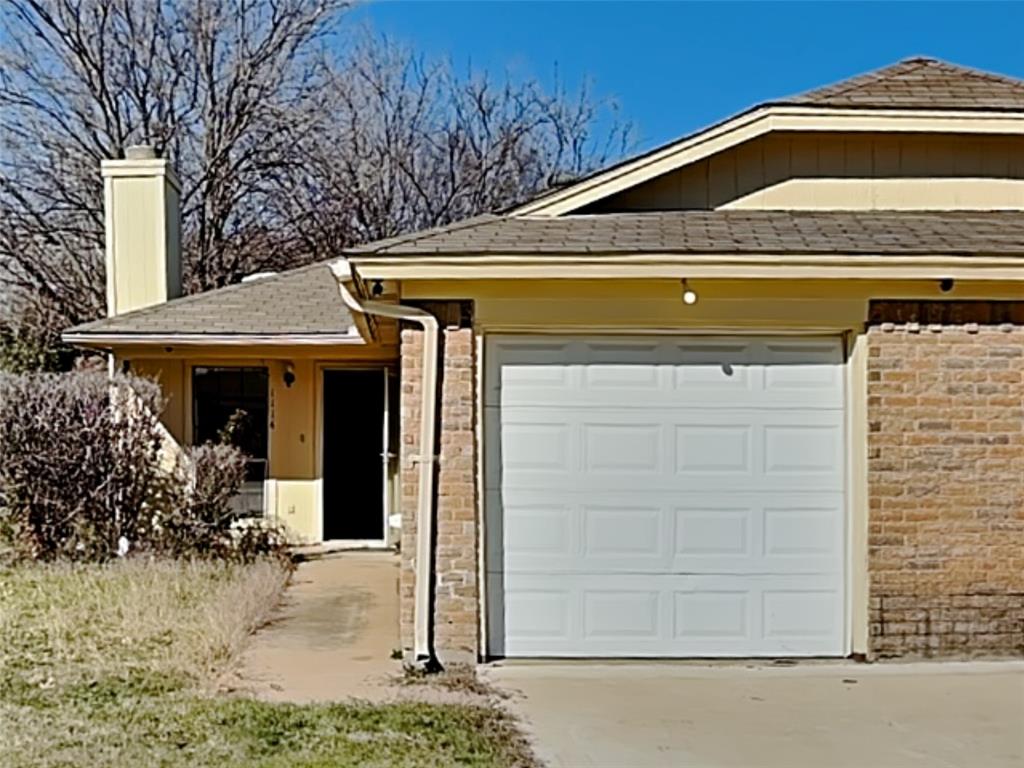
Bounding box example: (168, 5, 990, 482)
(399, 306, 479, 664)
(867, 301, 1024, 658)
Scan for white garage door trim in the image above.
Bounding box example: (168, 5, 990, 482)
(484, 334, 849, 658)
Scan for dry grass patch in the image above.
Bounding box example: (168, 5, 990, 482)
(401, 663, 502, 699)
(0, 558, 289, 692)
(0, 559, 538, 767)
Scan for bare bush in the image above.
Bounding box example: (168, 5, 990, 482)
(161, 443, 288, 562)
(0, 371, 167, 560)
(0, 371, 287, 562)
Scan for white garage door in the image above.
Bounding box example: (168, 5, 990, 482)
(485, 336, 847, 657)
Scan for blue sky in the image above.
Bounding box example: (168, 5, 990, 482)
(345, 1, 1024, 151)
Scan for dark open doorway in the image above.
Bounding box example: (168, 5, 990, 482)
(321, 369, 386, 541)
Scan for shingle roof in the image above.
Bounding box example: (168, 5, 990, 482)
(68, 262, 353, 337)
(68, 210, 1022, 339)
(775, 57, 1024, 111)
(348, 211, 1024, 258)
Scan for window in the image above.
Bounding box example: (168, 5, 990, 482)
(191, 367, 269, 517)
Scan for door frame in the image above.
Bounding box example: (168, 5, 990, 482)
(481, 330, 859, 659)
(316, 364, 392, 547)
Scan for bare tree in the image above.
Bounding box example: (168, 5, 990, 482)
(0, 2, 633, 358)
(290, 37, 633, 251)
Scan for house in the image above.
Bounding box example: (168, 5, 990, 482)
(65, 57, 1024, 664)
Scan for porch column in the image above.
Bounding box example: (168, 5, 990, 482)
(399, 302, 479, 664)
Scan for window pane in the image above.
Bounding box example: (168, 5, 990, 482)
(192, 367, 269, 516)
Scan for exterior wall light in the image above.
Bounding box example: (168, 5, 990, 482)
(681, 279, 698, 305)
(283, 362, 296, 388)
(939, 277, 955, 293)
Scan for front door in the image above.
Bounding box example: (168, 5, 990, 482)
(322, 369, 387, 542)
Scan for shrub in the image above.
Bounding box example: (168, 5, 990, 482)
(0, 371, 288, 562)
(0, 371, 168, 560)
(160, 443, 288, 562)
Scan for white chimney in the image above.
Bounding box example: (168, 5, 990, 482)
(101, 145, 182, 316)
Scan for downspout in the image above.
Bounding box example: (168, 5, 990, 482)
(330, 260, 439, 668)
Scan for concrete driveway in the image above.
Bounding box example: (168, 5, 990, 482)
(483, 660, 1024, 768)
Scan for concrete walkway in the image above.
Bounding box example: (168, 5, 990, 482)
(483, 660, 1024, 768)
(234, 551, 402, 702)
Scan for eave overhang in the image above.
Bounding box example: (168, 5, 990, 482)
(61, 331, 366, 350)
(348, 253, 1024, 281)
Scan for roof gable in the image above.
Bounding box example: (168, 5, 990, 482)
(514, 57, 1024, 216)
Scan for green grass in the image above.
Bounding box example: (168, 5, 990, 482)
(0, 560, 536, 767)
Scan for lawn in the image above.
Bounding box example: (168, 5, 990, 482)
(0, 559, 535, 767)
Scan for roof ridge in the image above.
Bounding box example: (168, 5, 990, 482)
(348, 213, 504, 254)
(789, 58, 932, 102)
(780, 56, 1024, 106)
(923, 57, 1024, 89)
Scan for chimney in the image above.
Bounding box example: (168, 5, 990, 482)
(101, 145, 182, 316)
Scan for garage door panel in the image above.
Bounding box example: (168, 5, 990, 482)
(582, 504, 664, 559)
(491, 491, 842, 576)
(675, 506, 755, 559)
(763, 423, 843, 478)
(492, 573, 845, 657)
(487, 336, 847, 658)
(490, 337, 843, 410)
(500, 421, 573, 473)
(762, 589, 842, 641)
(583, 590, 661, 639)
(504, 588, 573, 641)
(583, 422, 664, 474)
(675, 423, 753, 474)
(762, 502, 844, 559)
(674, 590, 753, 642)
(495, 408, 843, 493)
(490, 490, 674, 574)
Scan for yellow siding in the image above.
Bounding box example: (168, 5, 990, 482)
(584, 132, 1024, 212)
(103, 160, 182, 315)
(402, 278, 1024, 331)
(133, 358, 186, 442)
(124, 346, 398, 543)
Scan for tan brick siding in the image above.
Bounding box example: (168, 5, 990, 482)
(399, 315, 479, 664)
(398, 328, 421, 655)
(867, 301, 1024, 658)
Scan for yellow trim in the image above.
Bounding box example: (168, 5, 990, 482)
(351, 254, 1024, 281)
(64, 332, 365, 348)
(514, 107, 1024, 216)
(846, 331, 870, 656)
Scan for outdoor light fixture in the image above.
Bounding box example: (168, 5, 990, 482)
(283, 362, 296, 388)
(371, 280, 385, 297)
(681, 279, 698, 305)
(939, 277, 955, 293)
